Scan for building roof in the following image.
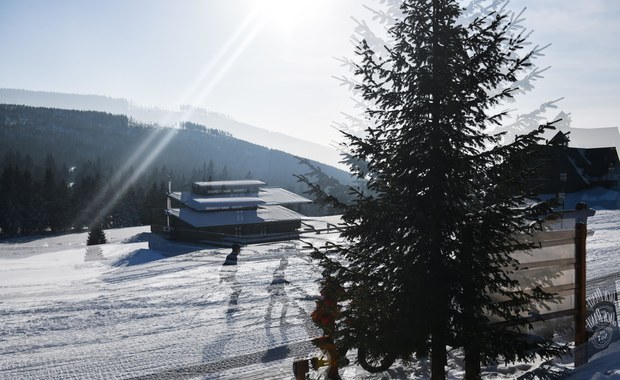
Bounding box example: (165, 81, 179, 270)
(544, 126, 620, 161)
(193, 180, 266, 187)
(167, 205, 304, 228)
(169, 192, 266, 210)
(259, 187, 312, 205)
(191, 180, 268, 197)
(193, 180, 265, 189)
(170, 187, 311, 211)
(563, 127, 620, 150)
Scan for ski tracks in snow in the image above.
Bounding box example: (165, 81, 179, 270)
(0, 233, 326, 379)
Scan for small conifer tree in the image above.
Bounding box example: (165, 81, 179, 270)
(87, 223, 107, 246)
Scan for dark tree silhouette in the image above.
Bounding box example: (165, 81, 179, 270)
(300, 1, 567, 379)
(86, 223, 107, 246)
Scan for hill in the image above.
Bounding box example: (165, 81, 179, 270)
(0, 88, 343, 169)
(0, 103, 349, 187)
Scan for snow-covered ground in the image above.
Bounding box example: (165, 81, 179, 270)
(1, 212, 619, 379)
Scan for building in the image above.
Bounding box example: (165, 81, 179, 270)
(540, 113, 620, 161)
(528, 131, 620, 208)
(151, 180, 312, 246)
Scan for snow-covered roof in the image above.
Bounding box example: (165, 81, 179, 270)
(192, 180, 265, 189)
(170, 187, 311, 211)
(169, 192, 266, 210)
(565, 127, 620, 149)
(545, 126, 620, 160)
(167, 205, 304, 228)
(259, 187, 312, 205)
(191, 180, 267, 197)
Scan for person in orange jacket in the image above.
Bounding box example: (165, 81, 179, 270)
(311, 278, 345, 380)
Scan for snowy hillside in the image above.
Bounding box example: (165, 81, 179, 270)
(1, 212, 620, 379)
(0, 89, 343, 169)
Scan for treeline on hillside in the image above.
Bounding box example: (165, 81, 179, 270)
(0, 105, 355, 237)
(0, 151, 167, 236)
(0, 104, 350, 191)
(0, 150, 276, 237)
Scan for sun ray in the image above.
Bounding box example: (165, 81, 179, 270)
(86, 128, 178, 227)
(73, 5, 268, 230)
(177, 6, 263, 108)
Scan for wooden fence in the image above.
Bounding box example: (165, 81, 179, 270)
(488, 203, 596, 366)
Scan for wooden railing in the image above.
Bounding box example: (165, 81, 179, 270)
(486, 204, 595, 366)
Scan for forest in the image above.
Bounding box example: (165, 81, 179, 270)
(0, 104, 351, 237)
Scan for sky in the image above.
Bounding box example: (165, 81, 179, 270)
(0, 0, 619, 147)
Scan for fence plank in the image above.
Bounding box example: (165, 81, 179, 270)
(512, 244, 574, 264)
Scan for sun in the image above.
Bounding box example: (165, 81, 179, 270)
(255, 0, 303, 35)
(254, 0, 327, 38)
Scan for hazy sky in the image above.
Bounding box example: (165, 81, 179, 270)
(0, 0, 618, 147)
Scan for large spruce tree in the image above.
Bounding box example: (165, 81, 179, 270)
(302, 0, 568, 379)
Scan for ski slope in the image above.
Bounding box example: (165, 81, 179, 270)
(1, 212, 619, 379)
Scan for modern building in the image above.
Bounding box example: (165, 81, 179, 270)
(151, 180, 312, 245)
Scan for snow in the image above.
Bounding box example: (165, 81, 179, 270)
(1, 213, 619, 379)
(566, 340, 620, 380)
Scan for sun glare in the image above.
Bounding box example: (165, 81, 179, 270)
(255, 0, 326, 38)
(256, 0, 297, 30)
(72, 0, 334, 227)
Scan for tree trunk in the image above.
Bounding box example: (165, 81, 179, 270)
(464, 345, 481, 380)
(431, 327, 447, 380)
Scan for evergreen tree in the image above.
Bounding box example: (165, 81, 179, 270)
(86, 222, 107, 245)
(0, 165, 20, 235)
(206, 159, 215, 181)
(16, 168, 36, 235)
(141, 182, 166, 224)
(219, 165, 229, 181)
(296, 158, 354, 215)
(72, 172, 102, 230)
(42, 166, 57, 231)
(302, 1, 567, 379)
(53, 179, 72, 232)
(111, 185, 142, 227)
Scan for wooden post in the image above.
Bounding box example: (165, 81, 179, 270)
(574, 203, 589, 366)
(293, 359, 309, 380)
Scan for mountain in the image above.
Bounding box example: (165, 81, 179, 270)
(0, 103, 351, 189)
(0, 88, 344, 169)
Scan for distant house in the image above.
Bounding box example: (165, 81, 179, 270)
(529, 131, 620, 199)
(540, 113, 620, 159)
(151, 180, 312, 246)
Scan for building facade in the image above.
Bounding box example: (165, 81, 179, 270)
(151, 180, 311, 246)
